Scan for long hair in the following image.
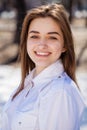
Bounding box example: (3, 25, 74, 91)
(13, 3, 77, 99)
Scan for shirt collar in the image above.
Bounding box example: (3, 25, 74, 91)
(24, 59, 64, 89)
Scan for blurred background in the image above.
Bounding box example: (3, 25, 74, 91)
(0, 0, 87, 129)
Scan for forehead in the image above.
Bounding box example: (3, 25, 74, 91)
(28, 17, 62, 34)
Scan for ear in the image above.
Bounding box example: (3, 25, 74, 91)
(62, 47, 67, 53)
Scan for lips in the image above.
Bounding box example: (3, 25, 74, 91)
(35, 51, 51, 56)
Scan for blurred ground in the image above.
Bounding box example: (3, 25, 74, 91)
(0, 17, 87, 129)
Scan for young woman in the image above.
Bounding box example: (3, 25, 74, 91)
(1, 3, 86, 130)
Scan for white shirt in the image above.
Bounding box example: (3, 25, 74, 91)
(1, 60, 86, 130)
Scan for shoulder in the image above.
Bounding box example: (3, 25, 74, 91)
(51, 72, 85, 103)
(51, 72, 86, 115)
(50, 72, 79, 95)
(49, 72, 76, 94)
(40, 72, 80, 97)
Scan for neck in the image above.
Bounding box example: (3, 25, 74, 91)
(34, 66, 48, 77)
(34, 68, 43, 77)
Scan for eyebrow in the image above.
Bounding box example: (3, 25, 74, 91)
(48, 32, 60, 36)
(29, 30, 61, 36)
(29, 31, 39, 34)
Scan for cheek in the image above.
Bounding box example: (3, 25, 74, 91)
(51, 44, 63, 53)
(27, 42, 29, 52)
(27, 44, 32, 57)
(27, 41, 33, 52)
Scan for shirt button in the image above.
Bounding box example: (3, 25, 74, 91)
(58, 76, 61, 78)
(18, 121, 22, 125)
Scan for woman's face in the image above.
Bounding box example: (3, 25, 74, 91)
(27, 17, 66, 74)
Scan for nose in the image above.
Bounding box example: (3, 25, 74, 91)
(38, 39, 47, 49)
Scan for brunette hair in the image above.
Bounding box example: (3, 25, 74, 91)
(13, 3, 77, 99)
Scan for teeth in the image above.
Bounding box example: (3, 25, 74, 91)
(36, 52, 50, 56)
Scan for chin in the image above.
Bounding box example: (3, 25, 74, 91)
(36, 62, 52, 68)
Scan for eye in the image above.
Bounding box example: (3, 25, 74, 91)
(49, 36, 58, 40)
(30, 35, 39, 39)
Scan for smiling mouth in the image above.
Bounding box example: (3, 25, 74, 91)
(35, 51, 51, 56)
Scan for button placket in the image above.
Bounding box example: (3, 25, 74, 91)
(25, 81, 34, 97)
